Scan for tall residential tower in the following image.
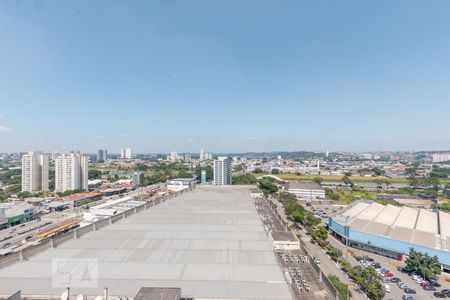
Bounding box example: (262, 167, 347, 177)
(213, 157, 232, 185)
(21, 151, 49, 192)
(55, 152, 89, 192)
(97, 149, 107, 163)
(121, 148, 133, 159)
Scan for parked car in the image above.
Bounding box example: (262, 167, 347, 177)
(404, 288, 417, 294)
(382, 277, 391, 283)
(391, 277, 401, 283)
(402, 296, 415, 300)
(441, 289, 450, 295)
(384, 272, 394, 277)
(423, 285, 436, 291)
(372, 262, 381, 269)
(420, 281, 430, 287)
(433, 292, 446, 298)
(429, 279, 441, 287)
(384, 285, 391, 293)
(399, 266, 414, 274)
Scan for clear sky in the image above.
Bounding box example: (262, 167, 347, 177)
(1, 0, 450, 154)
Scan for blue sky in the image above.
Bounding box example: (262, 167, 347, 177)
(1, 0, 450, 153)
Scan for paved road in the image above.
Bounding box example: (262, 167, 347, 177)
(254, 196, 329, 299)
(269, 197, 368, 300)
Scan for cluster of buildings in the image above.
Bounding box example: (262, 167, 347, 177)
(167, 149, 213, 162)
(21, 151, 89, 193)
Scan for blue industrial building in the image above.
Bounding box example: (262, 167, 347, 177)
(328, 200, 450, 270)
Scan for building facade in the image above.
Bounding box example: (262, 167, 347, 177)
(132, 171, 142, 185)
(213, 157, 232, 185)
(287, 182, 325, 200)
(97, 149, 107, 163)
(55, 152, 89, 192)
(432, 153, 450, 163)
(121, 148, 133, 159)
(200, 148, 205, 160)
(21, 151, 49, 192)
(328, 200, 450, 270)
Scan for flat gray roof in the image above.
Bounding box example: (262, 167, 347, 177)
(0, 186, 291, 300)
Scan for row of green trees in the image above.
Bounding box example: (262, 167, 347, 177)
(277, 189, 384, 300)
(232, 173, 257, 185)
(258, 180, 278, 196)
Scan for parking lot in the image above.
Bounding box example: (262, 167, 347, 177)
(339, 239, 450, 300)
(253, 195, 330, 300)
(276, 249, 331, 300)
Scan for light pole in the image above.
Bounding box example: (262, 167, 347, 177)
(345, 215, 350, 300)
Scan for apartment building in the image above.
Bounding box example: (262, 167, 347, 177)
(55, 152, 89, 192)
(121, 148, 133, 159)
(21, 151, 49, 192)
(213, 157, 232, 185)
(97, 149, 107, 163)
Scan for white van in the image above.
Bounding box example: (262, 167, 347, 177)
(384, 284, 391, 293)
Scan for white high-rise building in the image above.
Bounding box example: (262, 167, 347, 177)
(432, 153, 450, 163)
(200, 148, 205, 160)
(97, 149, 107, 163)
(21, 151, 49, 192)
(213, 157, 232, 185)
(170, 151, 177, 162)
(55, 152, 89, 192)
(184, 154, 192, 162)
(121, 148, 133, 159)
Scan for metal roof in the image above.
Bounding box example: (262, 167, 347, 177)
(0, 186, 291, 300)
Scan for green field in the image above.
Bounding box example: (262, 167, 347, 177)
(253, 173, 412, 184)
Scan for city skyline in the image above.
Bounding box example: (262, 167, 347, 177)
(1, 1, 450, 152)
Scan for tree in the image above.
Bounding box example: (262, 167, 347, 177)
(278, 192, 297, 203)
(271, 168, 280, 174)
(258, 180, 278, 195)
(195, 165, 213, 181)
(16, 191, 32, 199)
(254, 167, 264, 174)
(371, 167, 385, 176)
(88, 169, 102, 180)
(316, 226, 328, 240)
(136, 163, 149, 172)
(233, 173, 257, 185)
(325, 188, 340, 201)
(5, 184, 21, 193)
(326, 246, 343, 262)
(405, 248, 441, 280)
(342, 175, 352, 186)
(177, 170, 193, 178)
(312, 177, 323, 185)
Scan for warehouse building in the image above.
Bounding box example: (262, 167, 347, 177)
(287, 181, 325, 201)
(328, 200, 450, 270)
(0, 203, 37, 228)
(0, 186, 290, 299)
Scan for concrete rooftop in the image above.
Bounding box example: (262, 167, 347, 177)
(0, 186, 291, 300)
